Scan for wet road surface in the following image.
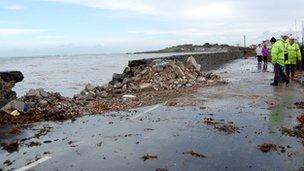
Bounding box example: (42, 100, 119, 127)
(1, 58, 304, 171)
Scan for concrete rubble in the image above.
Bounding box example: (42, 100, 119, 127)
(0, 56, 225, 125)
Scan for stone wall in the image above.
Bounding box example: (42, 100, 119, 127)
(129, 50, 243, 71)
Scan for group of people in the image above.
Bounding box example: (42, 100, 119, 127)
(256, 34, 302, 86)
(256, 44, 269, 64)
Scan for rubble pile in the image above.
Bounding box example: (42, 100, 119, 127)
(0, 89, 81, 123)
(78, 56, 223, 99)
(0, 71, 24, 109)
(0, 57, 225, 124)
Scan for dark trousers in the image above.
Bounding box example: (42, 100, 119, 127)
(273, 64, 287, 85)
(257, 56, 262, 63)
(285, 64, 296, 80)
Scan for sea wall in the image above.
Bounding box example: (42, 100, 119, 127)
(129, 50, 243, 71)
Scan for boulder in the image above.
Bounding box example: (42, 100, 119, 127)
(1, 100, 29, 114)
(0, 71, 24, 83)
(186, 56, 201, 71)
(85, 84, 95, 92)
(139, 83, 154, 91)
(25, 89, 41, 98)
(0, 71, 24, 109)
(128, 59, 149, 67)
(173, 66, 185, 78)
(110, 73, 125, 85)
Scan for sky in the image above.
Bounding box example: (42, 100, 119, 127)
(0, 0, 303, 57)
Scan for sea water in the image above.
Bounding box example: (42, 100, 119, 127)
(0, 53, 199, 97)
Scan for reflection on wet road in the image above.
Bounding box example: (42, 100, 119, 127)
(1, 58, 304, 171)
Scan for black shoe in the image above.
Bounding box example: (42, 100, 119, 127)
(270, 83, 278, 86)
(286, 79, 290, 85)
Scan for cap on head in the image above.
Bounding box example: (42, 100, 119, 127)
(270, 37, 276, 43)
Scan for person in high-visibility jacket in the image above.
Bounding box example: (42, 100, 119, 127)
(270, 36, 289, 86)
(286, 37, 302, 80)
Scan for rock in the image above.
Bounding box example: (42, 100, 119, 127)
(197, 76, 206, 82)
(80, 90, 86, 96)
(173, 66, 185, 78)
(113, 89, 123, 94)
(128, 59, 148, 67)
(139, 83, 154, 91)
(206, 72, 213, 79)
(122, 78, 132, 84)
(186, 73, 196, 80)
(38, 88, 50, 98)
(1, 100, 28, 114)
(186, 83, 193, 87)
(110, 73, 125, 85)
(0, 71, 24, 109)
(86, 91, 96, 99)
(140, 69, 148, 75)
(113, 83, 123, 89)
(85, 84, 95, 92)
(10, 110, 20, 116)
(187, 56, 201, 71)
(0, 71, 24, 83)
(26, 89, 41, 98)
(130, 83, 139, 91)
(94, 85, 106, 92)
(97, 91, 108, 98)
(112, 73, 125, 82)
(122, 94, 136, 98)
(153, 65, 164, 72)
(39, 100, 48, 107)
(74, 94, 87, 100)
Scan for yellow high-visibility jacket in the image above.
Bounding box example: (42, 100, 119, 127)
(286, 43, 302, 65)
(271, 40, 286, 66)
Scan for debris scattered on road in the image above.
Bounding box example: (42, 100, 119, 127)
(155, 168, 169, 171)
(97, 141, 102, 147)
(43, 140, 52, 144)
(258, 143, 277, 152)
(26, 141, 42, 147)
(258, 143, 286, 153)
(34, 126, 52, 139)
(144, 128, 154, 131)
(3, 159, 13, 166)
(141, 154, 158, 161)
(203, 118, 239, 134)
(7, 126, 21, 135)
(294, 102, 304, 109)
(281, 114, 304, 144)
(1, 141, 19, 153)
(183, 151, 206, 158)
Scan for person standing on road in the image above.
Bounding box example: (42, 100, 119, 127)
(286, 36, 302, 81)
(270, 36, 289, 86)
(256, 44, 263, 63)
(262, 44, 269, 71)
(262, 44, 269, 63)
